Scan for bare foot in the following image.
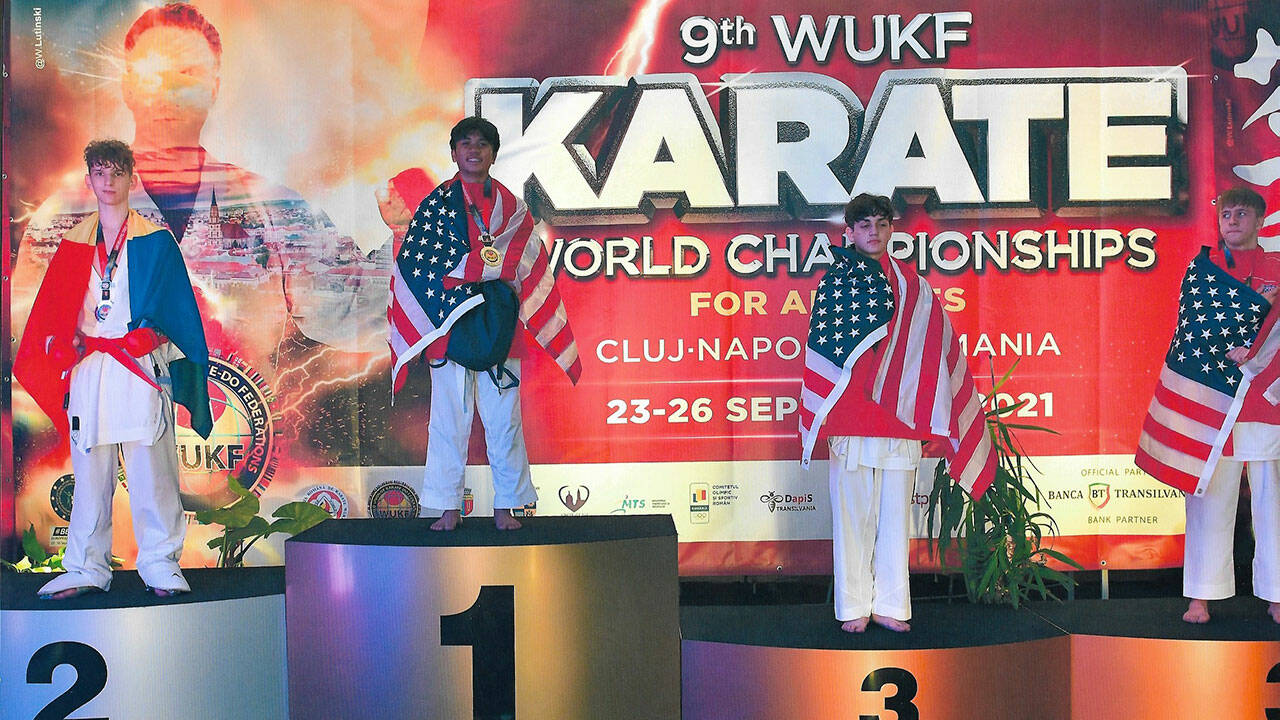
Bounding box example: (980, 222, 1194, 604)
(1182, 598, 1210, 624)
(840, 617, 870, 633)
(430, 510, 461, 531)
(871, 613, 911, 632)
(1269, 602, 1280, 624)
(494, 509, 522, 530)
(39, 586, 101, 601)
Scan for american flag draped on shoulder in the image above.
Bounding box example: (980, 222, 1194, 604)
(387, 175, 581, 393)
(1135, 249, 1274, 496)
(799, 247, 996, 498)
(799, 246, 895, 464)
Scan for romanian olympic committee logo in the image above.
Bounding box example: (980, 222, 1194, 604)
(559, 485, 590, 512)
(49, 473, 76, 522)
(1088, 482, 1112, 510)
(368, 481, 420, 518)
(302, 484, 350, 519)
(172, 353, 280, 514)
(690, 483, 710, 524)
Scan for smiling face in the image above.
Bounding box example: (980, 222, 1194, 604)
(122, 24, 220, 150)
(85, 162, 136, 212)
(1219, 203, 1264, 251)
(845, 214, 892, 259)
(451, 130, 496, 183)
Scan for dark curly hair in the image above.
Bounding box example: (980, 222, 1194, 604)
(844, 193, 895, 226)
(84, 139, 136, 174)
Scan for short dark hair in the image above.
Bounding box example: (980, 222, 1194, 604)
(844, 193, 895, 226)
(450, 116, 500, 155)
(1216, 186, 1266, 216)
(84, 139, 135, 174)
(125, 3, 222, 62)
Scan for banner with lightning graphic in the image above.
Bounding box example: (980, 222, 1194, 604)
(0, 0, 1255, 575)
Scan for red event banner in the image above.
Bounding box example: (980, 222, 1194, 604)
(4, 0, 1275, 574)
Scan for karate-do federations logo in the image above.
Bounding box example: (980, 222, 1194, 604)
(174, 353, 280, 513)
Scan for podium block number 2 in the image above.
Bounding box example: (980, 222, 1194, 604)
(26, 641, 109, 720)
(441, 585, 516, 719)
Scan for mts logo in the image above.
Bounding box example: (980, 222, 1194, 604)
(179, 444, 245, 471)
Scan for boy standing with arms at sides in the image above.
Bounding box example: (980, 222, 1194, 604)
(388, 117, 580, 532)
(1181, 187, 1280, 624)
(14, 139, 212, 599)
(800, 194, 994, 633)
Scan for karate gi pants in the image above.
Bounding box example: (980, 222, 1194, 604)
(421, 358, 536, 511)
(829, 436, 918, 622)
(56, 411, 186, 591)
(1184, 457, 1280, 602)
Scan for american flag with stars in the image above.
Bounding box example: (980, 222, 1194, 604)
(799, 245, 897, 466)
(387, 175, 580, 393)
(1136, 249, 1272, 495)
(800, 246, 995, 498)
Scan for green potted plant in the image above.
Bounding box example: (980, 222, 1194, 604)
(195, 477, 331, 568)
(926, 360, 1083, 607)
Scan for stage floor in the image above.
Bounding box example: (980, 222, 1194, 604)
(1, 566, 284, 610)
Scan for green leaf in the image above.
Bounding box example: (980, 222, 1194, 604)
(267, 501, 331, 537)
(989, 358, 1021, 394)
(1039, 548, 1086, 570)
(22, 524, 47, 565)
(1000, 422, 1061, 434)
(194, 477, 260, 528)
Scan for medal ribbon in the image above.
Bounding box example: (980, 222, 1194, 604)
(459, 180, 495, 246)
(95, 219, 130, 304)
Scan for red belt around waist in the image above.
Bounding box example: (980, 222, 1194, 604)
(78, 334, 162, 391)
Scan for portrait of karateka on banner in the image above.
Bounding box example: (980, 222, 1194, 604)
(11, 3, 391, 500)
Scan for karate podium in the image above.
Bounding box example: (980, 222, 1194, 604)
(285, 515, 680, 720)
(0, 567, 287, 719)
(681, 603, 1071, 720)
(1036, 597, 1280, 719)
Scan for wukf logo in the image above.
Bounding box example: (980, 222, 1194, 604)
(559, 485, 590, 512)
(172, 353, 279, 514)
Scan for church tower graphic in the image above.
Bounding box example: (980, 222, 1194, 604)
(208, 188, 223, 246)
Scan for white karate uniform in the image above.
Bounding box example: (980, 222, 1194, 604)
(39, 246, 188, 595)
(829, 435, 920, 622)
(420, 358, 536, 512)
(1184, 421, 1280, 602)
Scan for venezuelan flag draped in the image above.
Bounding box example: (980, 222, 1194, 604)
(14, 210, 213, 440)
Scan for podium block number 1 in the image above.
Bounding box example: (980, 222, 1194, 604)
(441, 585, 516, 719)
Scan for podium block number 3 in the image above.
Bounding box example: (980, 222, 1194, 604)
(859, 667, 919, 720)
(27, 641, 109, 720)
(441, 585, 516, 719)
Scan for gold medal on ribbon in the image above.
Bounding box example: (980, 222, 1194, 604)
(481, 245, 503, 267)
